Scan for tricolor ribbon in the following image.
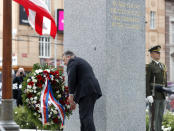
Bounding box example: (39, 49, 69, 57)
(41, 78, 65, 125)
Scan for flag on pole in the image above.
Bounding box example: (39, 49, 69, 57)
(13, 0, 57, 39)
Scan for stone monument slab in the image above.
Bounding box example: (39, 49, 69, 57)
(64, 0, 145, 131)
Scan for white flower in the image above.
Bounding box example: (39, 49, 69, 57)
(58, 94, 61, 98)
(31, 76, 35, 80)
(56, 90, 60, 94)
(33, 113, 37, 116)
(34, 96, 37, 100)
(15, 112, 18, 114)
(67, 105, 70, 109)
(38, 69, 43, 73)
(30, 97, 33, 101)
(27, 79, 31, 82)
(25, 89, 29, 93)
(34, 90, 36, 93)
(53, 110, 58, 114)
(27, 85, 31, 89)
(38, 118, 42, 121)
(35, 69, 43, 74)
(33, 101, 37, 104)
(25, 89, 28, 93)
(45, 69, 50, 73)
(30, 89, 34, 93)
(33, 79, 37, 83)
(26, 98, 29, 103)
(43, 75, 46, 78)
(35, 70, 39, 74)
(26, 89, 31, 93)
(48, 114, 51, 118)
(33, 86, 37, 90)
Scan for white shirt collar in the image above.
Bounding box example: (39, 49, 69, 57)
(152, 60, 159, 64)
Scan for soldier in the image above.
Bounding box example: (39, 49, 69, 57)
(146, 45, 167, 131)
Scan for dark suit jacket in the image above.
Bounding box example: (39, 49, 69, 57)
(146, 60, 167, 100)
(67, 57, 102, 103)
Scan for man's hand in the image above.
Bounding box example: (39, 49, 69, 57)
(146, 96, 154, 103)
(68, 94, 76, 110)
(70, 103, 76, 110)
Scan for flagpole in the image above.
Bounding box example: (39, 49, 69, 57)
(54, 9, 58, 68)
(54, 35, 57, 68)
(0, 0, 19, 130)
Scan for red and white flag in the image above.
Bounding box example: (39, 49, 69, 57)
(13, 0, 57, 39)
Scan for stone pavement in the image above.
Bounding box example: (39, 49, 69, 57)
(20, 129, 50, 131)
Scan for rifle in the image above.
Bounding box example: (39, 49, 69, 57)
(149, 76, 155, 131)
(152, 76, 155, 97)
(151, 83, 174, 94)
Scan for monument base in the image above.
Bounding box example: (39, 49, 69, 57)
(0, 99, 19, 131)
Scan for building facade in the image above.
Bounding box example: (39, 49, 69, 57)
(1, 0, 172, 83)
(0, 0, 64, 71)
(165, 0, 174, 82)
(145, 0, 166, 64)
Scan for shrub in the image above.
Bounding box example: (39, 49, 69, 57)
(13, 106, 36, 129)
(163, 112, 174, 130)
(146, 111, 174, 131)
(146, 113, 149, 131)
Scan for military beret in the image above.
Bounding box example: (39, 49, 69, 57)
(148, 45, 161, 53)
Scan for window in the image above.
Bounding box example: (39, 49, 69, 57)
(39, 36, 51, 58)
(172, 22, 174, 43)
(150, 11, 156, 29)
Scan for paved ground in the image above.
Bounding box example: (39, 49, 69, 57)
(20, 129, 50, 131)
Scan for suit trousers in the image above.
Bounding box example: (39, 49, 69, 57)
(149, 99, 165, 131)
(79, 94, 97, 131)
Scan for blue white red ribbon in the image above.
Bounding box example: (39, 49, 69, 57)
(40, 79, 65, 125)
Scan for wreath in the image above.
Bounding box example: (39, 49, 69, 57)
(22, 64, 72, 130)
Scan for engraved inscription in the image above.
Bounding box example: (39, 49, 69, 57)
(110, 0, 142, 30)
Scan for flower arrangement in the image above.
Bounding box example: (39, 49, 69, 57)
(22, 64, 72, 130)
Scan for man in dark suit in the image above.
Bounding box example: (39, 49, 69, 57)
(63, 50, 102, 131)
(146, 45, 167, 131)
